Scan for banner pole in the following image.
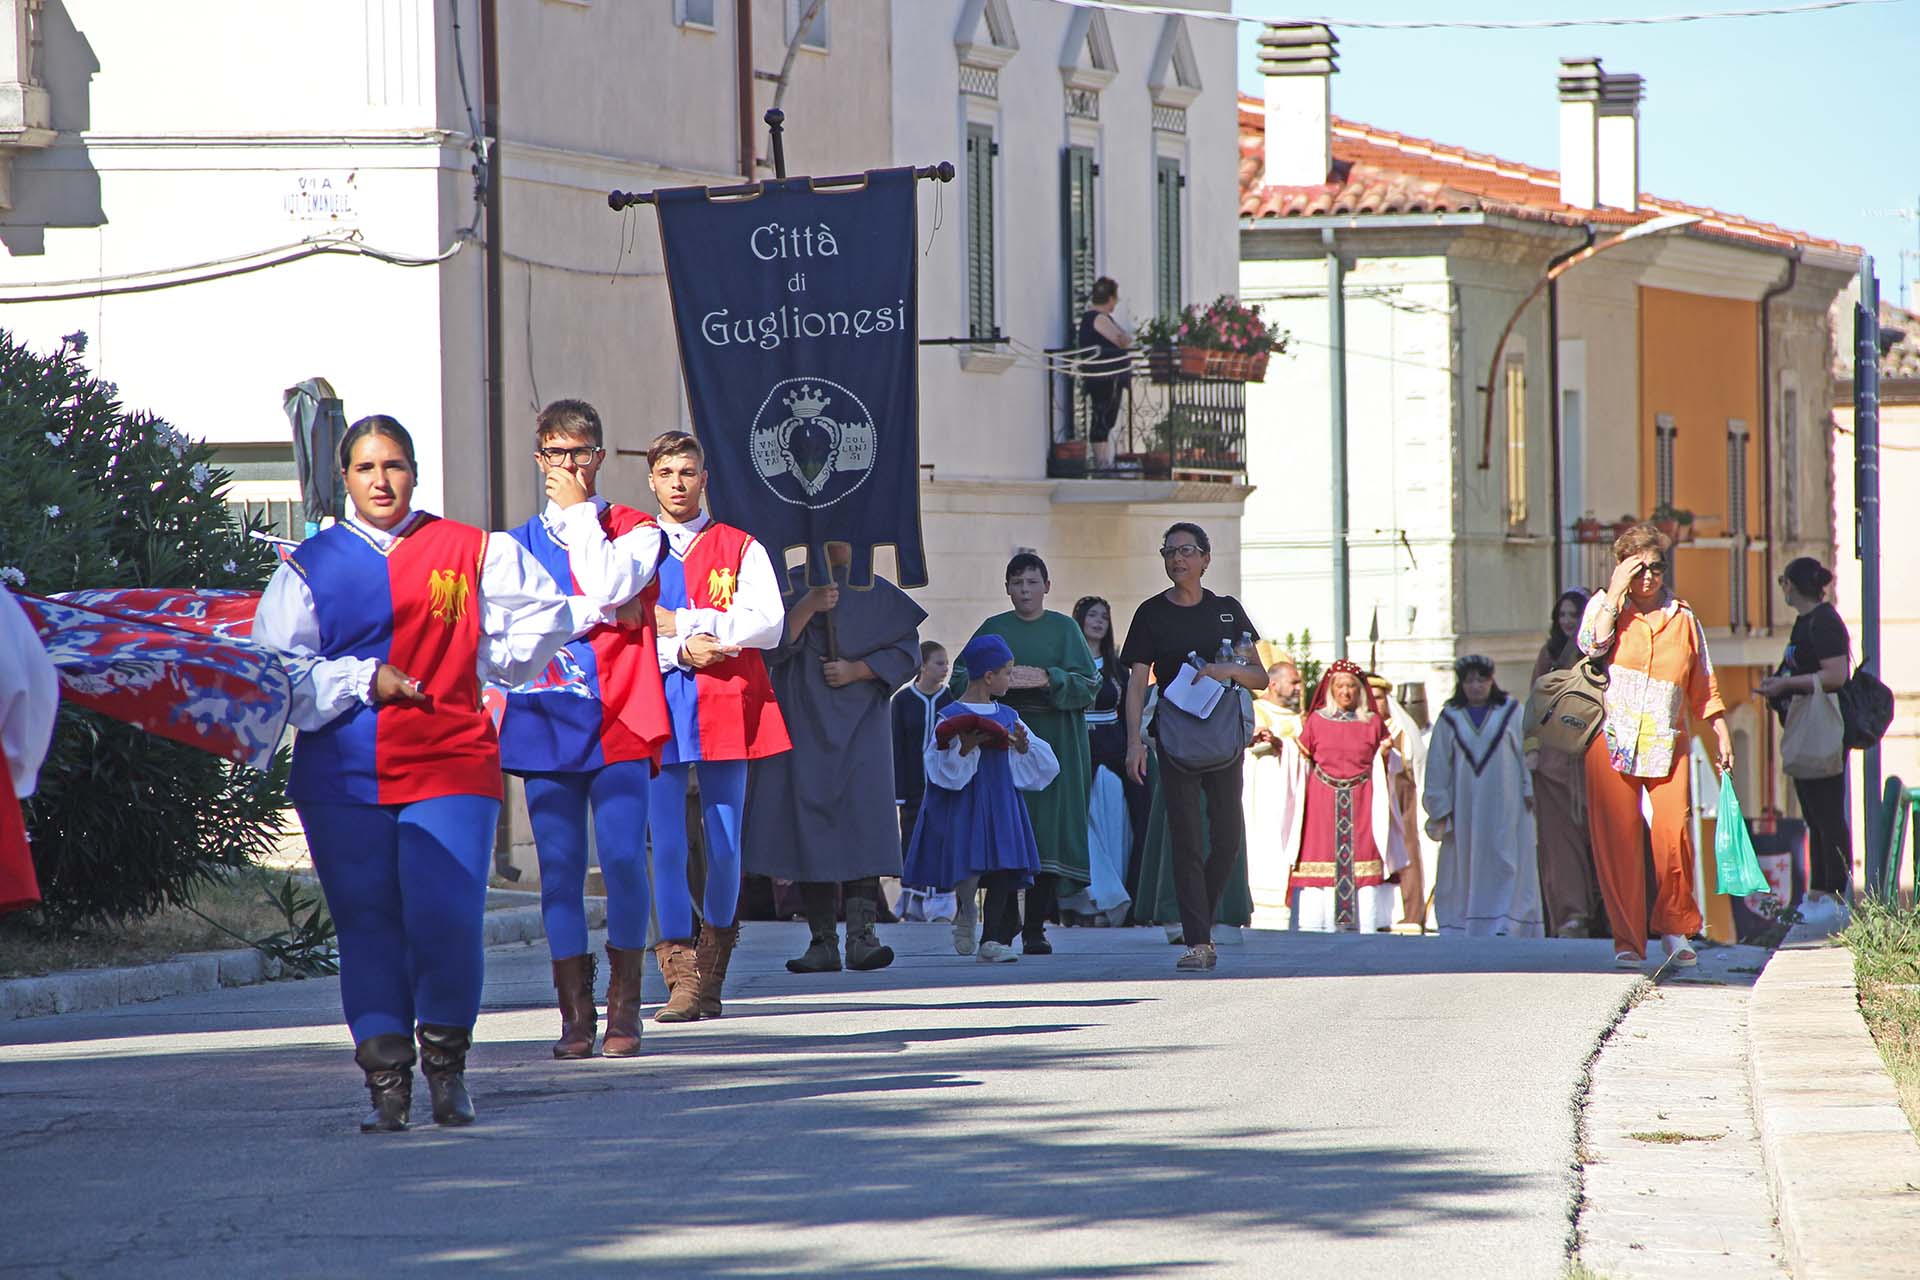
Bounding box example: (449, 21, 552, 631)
(766, 108, 787, 181)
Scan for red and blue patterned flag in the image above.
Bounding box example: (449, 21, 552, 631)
(17, 589, 311, 772)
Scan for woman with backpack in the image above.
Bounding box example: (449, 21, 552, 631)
(1756, 557, 1853, 930)
(1578, 523, 1733, 969)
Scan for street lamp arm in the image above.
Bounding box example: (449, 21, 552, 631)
(1477, 213, 1703, 470)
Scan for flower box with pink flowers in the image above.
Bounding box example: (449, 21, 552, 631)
(1142, 296, 1287, 384)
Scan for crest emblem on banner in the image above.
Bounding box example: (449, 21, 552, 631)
(749, 378, 876, 508)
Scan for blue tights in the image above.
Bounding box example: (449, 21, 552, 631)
(648, 759, 747, 939)
(522, 760, 653, 960)
(298, 795, 499, 1045)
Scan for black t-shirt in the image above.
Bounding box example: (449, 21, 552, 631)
(1119, 588, 1261, 693)
(1770, 601, 1850, 719)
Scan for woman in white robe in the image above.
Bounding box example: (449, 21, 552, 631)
(1423, 655, 1544, 937)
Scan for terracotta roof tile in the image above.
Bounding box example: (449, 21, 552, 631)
(1237, 95, 1859, 257)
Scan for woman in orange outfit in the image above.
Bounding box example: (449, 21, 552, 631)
(1577, 523, 1733, 969)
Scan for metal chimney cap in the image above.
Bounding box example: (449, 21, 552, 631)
(1558, 55, 1604, 99)
(1259, 23, 1338, 49)
(1600, 71, 1645, 110)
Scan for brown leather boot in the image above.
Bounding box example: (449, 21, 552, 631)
(653, 938, 701, 1023)
(694, 922, 741, 1019)
(602, 943, 645, 1057)
(353, 1033, 415, 1133)
(550, 953, 597, 1059)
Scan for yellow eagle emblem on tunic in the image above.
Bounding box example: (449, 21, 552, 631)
(706, 567, 736, 609)
(428, 568, 471, 623)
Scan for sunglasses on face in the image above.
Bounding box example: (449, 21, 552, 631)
(1634, 561, 1667, 578)
(1160, 545, 1203, 560)
(537, 446, 601, 466)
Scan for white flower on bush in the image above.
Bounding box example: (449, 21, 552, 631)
(190, 463, 211, 491)
(44, 430, 65, 447)
(0, 566, 24, 588)
(44, 504, 61, 518)
(222, 560, 237, 575)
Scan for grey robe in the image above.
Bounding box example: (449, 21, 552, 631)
(744, 566, 925, 882)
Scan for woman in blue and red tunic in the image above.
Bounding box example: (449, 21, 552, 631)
(0, 583, 58, 916)
(255, 416, 596, 1133)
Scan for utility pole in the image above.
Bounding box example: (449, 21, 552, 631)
(1326, 228, 1350, 660)
(1856, 258, 1884, 892)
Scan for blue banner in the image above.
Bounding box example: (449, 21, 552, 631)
(654, 168, 926, 588)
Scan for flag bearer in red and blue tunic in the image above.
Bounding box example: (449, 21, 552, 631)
(254, 416, 603, 1133)
(496, 401, 673, 1060)
(642, 431, 790, 1022)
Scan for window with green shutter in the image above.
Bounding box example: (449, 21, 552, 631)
(1155, 157, 1183, 321)
(1061, 145, 1097, 337)
(966, 123, 997, 341)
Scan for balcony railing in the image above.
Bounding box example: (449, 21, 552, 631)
(1044, 345, 1247, 481)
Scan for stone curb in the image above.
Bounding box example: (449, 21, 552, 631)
(1749, 924, 1920, 1279)
(1, 889, 605, 1022)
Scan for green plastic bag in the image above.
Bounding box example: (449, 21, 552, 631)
(1714, 773, 1770, 896)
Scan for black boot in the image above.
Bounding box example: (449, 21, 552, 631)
(353, 1033, 415, 1133)
(844, 887, 895, 972)
(415, 1024, 476, 1126)
(786, 881, 842, 974)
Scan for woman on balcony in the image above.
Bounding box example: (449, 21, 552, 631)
(1077, 277, 1132, 472)
(1756, 557, 1852, 931)
(1577, 524, 1733, 969)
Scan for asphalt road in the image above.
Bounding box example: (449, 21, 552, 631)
(0, 924, 1644, 1279)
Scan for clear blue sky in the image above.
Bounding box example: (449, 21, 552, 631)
(1232, 0, 1920, 308)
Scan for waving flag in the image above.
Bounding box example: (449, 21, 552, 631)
(19, 590, 310, 771)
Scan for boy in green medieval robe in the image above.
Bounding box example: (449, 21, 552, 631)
(949, 552, 1097, 954)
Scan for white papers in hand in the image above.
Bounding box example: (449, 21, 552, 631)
(1164, 663, 1226, 718)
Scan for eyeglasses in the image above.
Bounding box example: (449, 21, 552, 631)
(1634, 561, 1667, 578)
(537, 446, 601, 466)
(1160, 545, 1204, 560)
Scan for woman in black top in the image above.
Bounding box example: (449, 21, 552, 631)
(1756, 557, 1852, 925)
(1076, 277, 1132, 471)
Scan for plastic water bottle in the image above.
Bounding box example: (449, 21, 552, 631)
(1215, 638, 1235, 665)
(1234, 631, 1258, 666)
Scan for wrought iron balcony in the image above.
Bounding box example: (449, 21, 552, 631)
(1044, 346, 1247, 482)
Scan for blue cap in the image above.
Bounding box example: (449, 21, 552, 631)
(959, 633, 1015, 675)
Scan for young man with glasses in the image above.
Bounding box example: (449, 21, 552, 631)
(1119, 522, 1268, 972)
(496, 400, 671, 1059)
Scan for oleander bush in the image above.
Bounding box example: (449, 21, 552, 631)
(0, 331, 288, 925)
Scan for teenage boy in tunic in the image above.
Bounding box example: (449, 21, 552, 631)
(643, 431, 791, 1022)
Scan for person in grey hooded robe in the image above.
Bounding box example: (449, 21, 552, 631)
(745, 545, 924, 973)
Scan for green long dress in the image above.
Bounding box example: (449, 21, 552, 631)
(1132, 737, 1255, 929)
(951, 610, 1099, 888)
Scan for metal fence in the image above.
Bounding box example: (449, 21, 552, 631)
(1045, 346, 1247, 480)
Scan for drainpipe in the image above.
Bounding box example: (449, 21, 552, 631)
(734, 0, 754, 178)
(1547, 226, 1595, 590)
(1759, 251, 1799, 639)
(1326, 227, 1350, 660)
(480, 0, 505, 529)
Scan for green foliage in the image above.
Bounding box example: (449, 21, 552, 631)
(183, 870, 338, 978)
(1282, 629, 1324, 693)
(0, 331, 289, 925)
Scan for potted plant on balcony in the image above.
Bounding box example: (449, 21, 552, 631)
(1049, 437, 1088, 479)
(1650, 502, 1696, 546)
(1175, 295, 1286, 382)
(1573, 512, 1607, 543)
(1138, 315, 1182, 384)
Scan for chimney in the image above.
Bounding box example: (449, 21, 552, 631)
(1258, 23, 1338, 188)
(1597, 72, 1644, 211)
(1557, 57, 1602, 210)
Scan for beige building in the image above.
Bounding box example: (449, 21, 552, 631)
(1832, 295, 1920, 890)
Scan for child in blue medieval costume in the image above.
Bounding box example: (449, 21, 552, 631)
(904, 633, 1061, 963)
(254, 416, 597, 1133)
(641, 430, 790, 1021)
(495, 401, 672, 1060)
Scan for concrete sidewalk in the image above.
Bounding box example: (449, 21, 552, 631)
(0, 923, 1642, 1278)
(1749, 927, 1920, 1280)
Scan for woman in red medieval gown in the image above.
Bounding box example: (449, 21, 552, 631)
(1287, 658, 1397, 933)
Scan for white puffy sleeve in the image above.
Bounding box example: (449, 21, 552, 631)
(554, 503, 662, 610)
(252, 561, 379, 732)
(479, 534, 601, 686)
(924, 734, 981, 790)
(1008, 717, 1061, 791)
(0, 586, 59, 798)
(672, 538, 786, 652)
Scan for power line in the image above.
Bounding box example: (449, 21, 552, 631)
(1048, 0, 1897, 30)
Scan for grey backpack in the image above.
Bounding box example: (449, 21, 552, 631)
(1525, 657, 1609, 756)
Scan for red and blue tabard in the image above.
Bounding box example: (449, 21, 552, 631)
(658, 522, 789, 766)
(285, 515, 501, 805)
(497, 504, 671, 775)
(0, 742, 38, 916)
